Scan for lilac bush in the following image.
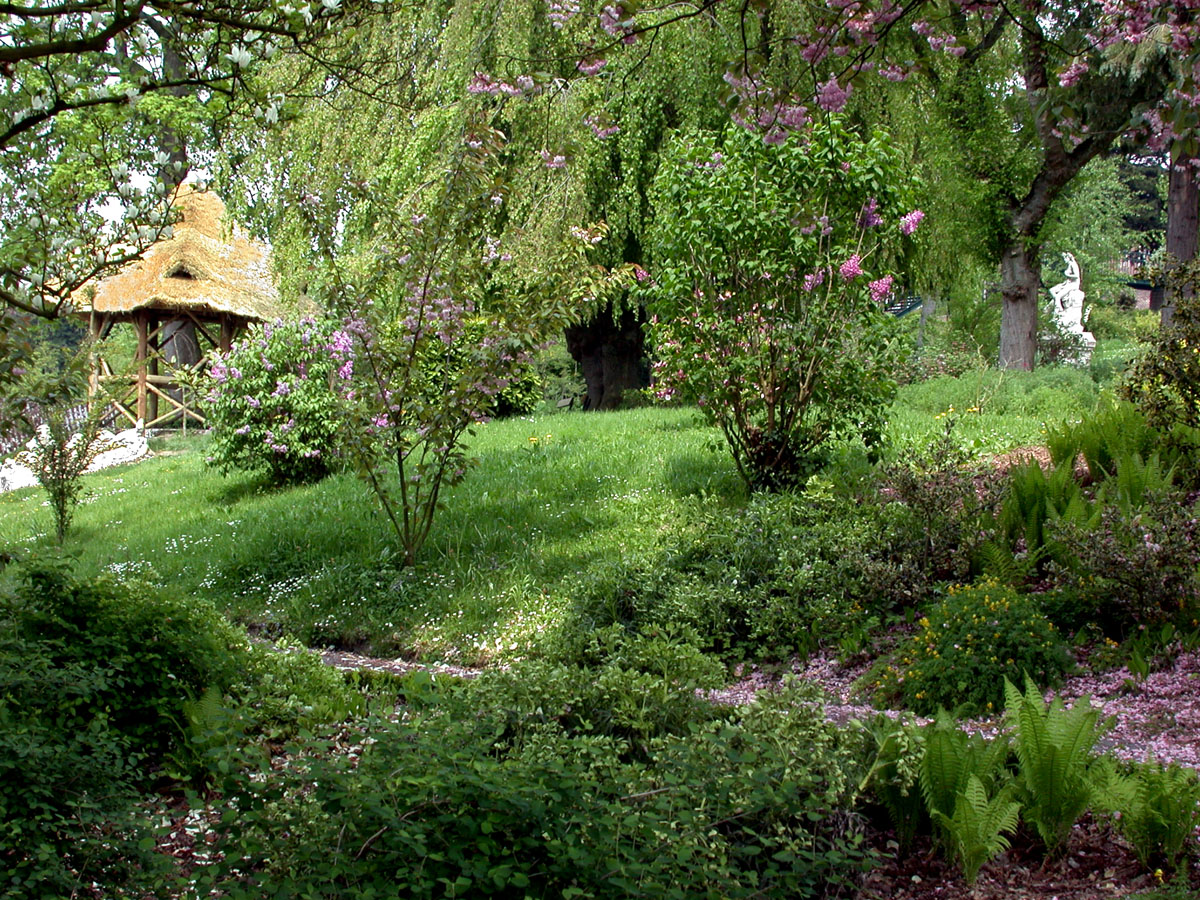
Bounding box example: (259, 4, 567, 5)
(323, 123, 632, 565)
(645, 121, 922, 490)
(207, 317, 343, 485)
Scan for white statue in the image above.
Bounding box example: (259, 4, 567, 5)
(1048, 252, 1095, 364)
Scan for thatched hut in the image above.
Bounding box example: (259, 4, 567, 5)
(77, 186, 288, 428)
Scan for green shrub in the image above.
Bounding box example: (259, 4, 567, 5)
(874, 581, 1072, 715)
(563, 490, 939, 661)
(1086, 307, 1156, 343)
(202, 671, 875, 899)
(6, 558, 243, 755)
(983, 460, 1091, 580)
(1122, 264, 1200, 432)
(472, 626, 725, 758)
(859, 715, 928, 850)
(207, 316, 345, 485)
(0, 556, 365, 897)
(1048, 489, 1200, 635)
(0, 558, 242, 896)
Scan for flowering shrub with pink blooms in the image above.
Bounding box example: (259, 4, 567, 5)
(207, 317, 344, 485)
(646, 121, 922, 490)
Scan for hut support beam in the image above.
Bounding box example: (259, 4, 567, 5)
(134, 311, 148, 427)
(148, 314, 160, 424)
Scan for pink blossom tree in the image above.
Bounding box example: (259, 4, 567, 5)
(525, 0, 1198, 368)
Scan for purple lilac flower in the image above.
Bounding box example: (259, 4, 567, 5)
(869, 275, 895, 303)
(858, 197, 883, 228)
(900, 209, 926, 235)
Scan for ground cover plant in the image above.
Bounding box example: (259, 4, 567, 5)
(0, 554, 365, 899)
(4, 358, 1200, 897)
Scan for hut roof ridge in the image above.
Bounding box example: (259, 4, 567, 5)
(80, 185, 286, 323)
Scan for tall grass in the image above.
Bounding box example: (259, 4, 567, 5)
(886, 365, 1104, 460)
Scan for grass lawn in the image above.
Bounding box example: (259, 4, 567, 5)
(1, 406, 747, 662)
(0, 364, 1116, 663)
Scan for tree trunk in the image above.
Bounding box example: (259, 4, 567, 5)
(564, 304, 646, 410)
(917, 293, 936, 349)
(1161, 151, 1199, 327)
(998, 242, 1040, 371)
(160, 318, 200, 424)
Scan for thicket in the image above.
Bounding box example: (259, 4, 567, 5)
(207, 316, 345, 485)
(200, 654, 876, 900)
(0, 555, 362, 899)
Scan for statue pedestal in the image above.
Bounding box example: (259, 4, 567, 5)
(1076, 331, 1096, 366)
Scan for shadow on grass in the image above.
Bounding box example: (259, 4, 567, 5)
(664, 450, 744, 500)
(206, 473, 287, 506)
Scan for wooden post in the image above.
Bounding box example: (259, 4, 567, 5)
(219, 315, 235, 354)
(87, 311, 101, 410)
(134, 311, 148, 426)
(147, 315, 160, 424)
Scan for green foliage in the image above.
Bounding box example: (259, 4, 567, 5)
(0, 557, 237, 896)
(201, 667, 874, 899)
(6, 341, 118, 542)
(1123, 262, 1200, 431)
(1044, 398, 1160, 480)
(919, 711, 1011, 831)
(1087, 307, 1158, 343)
(472, 626, 725, 757)
(1047, 489, 1200, 635)
(1128, 870, 1200, 900)
(1101, 761, 1200, 870)
(327, 120, 633, 566)
(207, 316, 345, 485)
(886, 366, 1100, 461)
(859, 715, 928, 850)
(646, 121, 916, 490)
(563, 485, 967, 661)
(930, 775, 1021, 885)
(874, 582, 1072, 715)
(0, 553, 365, 896)
(986, 460, 1091, 575)
(5, 557, 244, 755)
(877, 424, 995, 591)
(1004, 676, 1109, 855)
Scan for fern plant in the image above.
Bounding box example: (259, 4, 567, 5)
(1004, 676, 1110, 854)
(920, 711, 1010, 836)
(1095, 451, 1175, 516)
(1103, 761, 1200, 870)
(931, 774, 1021, 885)
(987, 461, 1092, 579)
(164, 686, 250, 783)
(860, 714, 927, 850)
(1045, 398, 1161, 481)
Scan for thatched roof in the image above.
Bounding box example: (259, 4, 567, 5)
(80, 186, 285, 322)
